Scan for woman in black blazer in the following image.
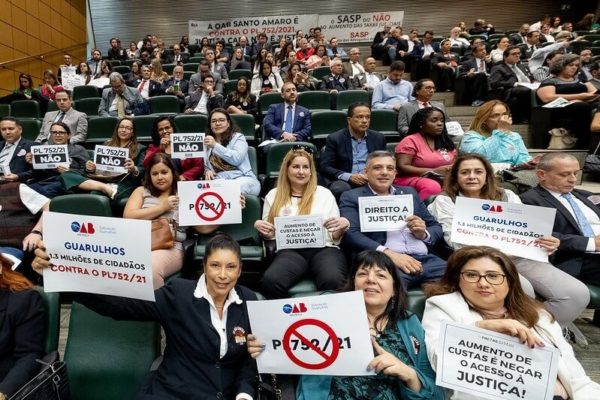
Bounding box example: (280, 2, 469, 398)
(33, 234, 257, 400)
(0, 256, 45, 399)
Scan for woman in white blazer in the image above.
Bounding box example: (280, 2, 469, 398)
(422, 246, 600, 400)
(250, 60, 284, 97)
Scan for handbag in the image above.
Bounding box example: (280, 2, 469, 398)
(584, 141, 600, 174)
(151, 218, 175, 251)
(547, 128, 577, 150)
(9, 352, 69, 400)
(256, 374, 282, 400)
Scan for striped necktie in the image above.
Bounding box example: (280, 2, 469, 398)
(0, 143, 14, 165)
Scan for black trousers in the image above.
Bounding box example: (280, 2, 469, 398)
(503, 86, 532, 123)
(465, 74, 489, 101)
(579, 254, 600, 286)
(260, 247, 348, 299)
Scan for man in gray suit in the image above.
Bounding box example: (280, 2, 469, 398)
(37, 90, 88, 144)
(397, 79, 447, 136)
(188, 61, 224, 95)
(98, 73, 148, 117)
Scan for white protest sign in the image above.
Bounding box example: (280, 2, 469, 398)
(451, 198, 556, 262)
(170, 133, 205, 160)
(247, 291, 375, 375)
(0, 164, 11, 176)
(358, 195, 413, 232)
(178, 180, 242, 226)
(42, 211, 154, 301)
(59, 66, 81, 90)
(317, 11, 404, 43)
(436, 321, 559, 400)
(446, 121, 465, 136)
(94, 145, 129, 174)
(189, 14, 316, 46)
(274, 215, 325, 250)
(31, 145, 69, 169)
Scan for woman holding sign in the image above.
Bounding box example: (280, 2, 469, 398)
(60, 116, 146, 200)
(422, 246, 600, 400)
(125, 153, 185, 288)
(428, 153, 589, 329)
(26, 122, 89, 198)
(395, 107, 457, 201)
(248, 251, 444, 400)
(203, 109, 261, 196)
(254, 147, 349, 298)
(32, 233, 258, 399)
(143, 116, 204, 181)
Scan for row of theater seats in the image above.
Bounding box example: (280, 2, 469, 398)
(1, 93, 401, 146)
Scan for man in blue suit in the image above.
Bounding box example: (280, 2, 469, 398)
(0, 117, 34, 183)
(410, 31, 440, 80)
(340, 150, 446, 288)
(263, 82, 311, 150)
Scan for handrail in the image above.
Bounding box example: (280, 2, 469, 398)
(0, 43, 88, 68)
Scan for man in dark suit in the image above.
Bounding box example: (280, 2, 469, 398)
(520, 153, 600, 285)
(251, 33, 271, 57)
(509, 24, 529, 45)
(410, 31, 440, 80)
(162, 65, 189, 97)
(489, 45, 534, 123)
(130, 65, 162, 99)
(519, 30, 541, 60)
(166, 44, 189, 65)
(263, 82, 311, 147)
(184, 74, 224, 115)
(340, 150, 446, 288)
(458, 44, 491, 106)
(319, 59, 351, 94)
(237, 36, 253, 59)
(319, 102, 386, 201)
(188, 61, 224, 95)
(0, 117, 34, 183)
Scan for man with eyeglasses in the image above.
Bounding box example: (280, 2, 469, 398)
(342, 47, 364, 78)
(26, 123, 89, 198)
(397, 79, 447, 136)
(372, 61, 414, 111)
(37, 90, 87, 144)
(98, 72, 148, 117)
(184, 75, 224, 115)
(340, 151, 446, 289)
(489, 45, 534, 123)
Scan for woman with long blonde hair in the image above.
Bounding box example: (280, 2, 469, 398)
(254, 147, 349, 298)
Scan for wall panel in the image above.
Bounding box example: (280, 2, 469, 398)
(0, 0, 86, 95)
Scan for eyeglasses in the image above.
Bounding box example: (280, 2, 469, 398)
(119, 126, 134, 131)
(211, 118, 228, 124)
(292, 144, 315, 155)
(51, 131, 68, 136)
(461, 271, 506, 285)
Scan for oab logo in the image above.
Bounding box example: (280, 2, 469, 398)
(481, 203, 503, 213)
(197, 182, 211, 189)
(71, 221, 95, 235)
(282, 302, 307, 314)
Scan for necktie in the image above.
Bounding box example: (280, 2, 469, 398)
(284, 106, 293, 133)
(116, 95, 125, 118)
(138, 80, 146, 92)
(55, 112, 65, 123)
(561, 193, 595, 237)
(0, 143, 13, 165)
(479, 59, 485, 72)
(512, 65, 527, 83)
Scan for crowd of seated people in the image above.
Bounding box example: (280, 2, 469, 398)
(3, 15, 600, 399)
